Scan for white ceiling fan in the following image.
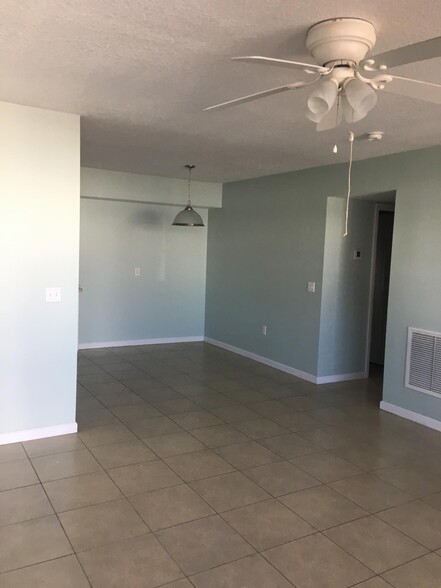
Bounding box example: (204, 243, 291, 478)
(204, 18, 441, 131)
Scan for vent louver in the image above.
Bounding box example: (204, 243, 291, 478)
(405, 328, 441, 397)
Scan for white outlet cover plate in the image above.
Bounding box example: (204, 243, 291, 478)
(46, 287, 61, 302)
(307, 281, 316, 293)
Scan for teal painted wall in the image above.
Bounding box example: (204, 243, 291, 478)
(205, 146, 441, 422)
(0, 102, 80, 437)
(79, 199, 207, 344)
(318, 198, 376, 377)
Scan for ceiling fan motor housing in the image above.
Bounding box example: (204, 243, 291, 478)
(306, 18, 376, 66)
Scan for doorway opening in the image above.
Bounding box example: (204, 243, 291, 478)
(367, 203, 395, 384)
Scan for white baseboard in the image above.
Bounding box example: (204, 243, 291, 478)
(79, 336, 204, 350)
(316, 371, 368, 384)
(0, 422, 78, 446)
(204, 337, 318, 383)
(380, 401, 441, 433)
(205, 338, 368, 385)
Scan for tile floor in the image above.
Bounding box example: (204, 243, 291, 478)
(1, 342, 441, 587)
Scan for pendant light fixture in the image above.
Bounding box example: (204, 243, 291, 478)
(172, 164, 205, 227)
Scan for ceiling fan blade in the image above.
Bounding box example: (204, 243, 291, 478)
(383, 75, 441, 104)
(204, 80, 317, 112)
(231, 56, 329, 74)
(369, 36, 441, 69)
(316, 97, 343, 131)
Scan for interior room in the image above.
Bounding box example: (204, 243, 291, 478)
(1, 2, 441, 586)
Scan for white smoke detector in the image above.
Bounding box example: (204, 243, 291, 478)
(367, 131, 384, 141)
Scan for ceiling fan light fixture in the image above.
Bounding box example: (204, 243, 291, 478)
(344, 79, 378, 121)
(172, 164, 205, 227)
(306, 79, 339, 120)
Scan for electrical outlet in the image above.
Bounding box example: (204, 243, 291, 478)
(46, 287, 61, 302)
(262, 325, 267, 336)
(135, 267, 141, 276)
(353, 250, 362, 261)
(307, 281, 316, 293)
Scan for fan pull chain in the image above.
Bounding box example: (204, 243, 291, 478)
(343, 131, 355, 237)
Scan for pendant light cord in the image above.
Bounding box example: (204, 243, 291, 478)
(187, 165, 192, 206)
(343, 131, 354, 237)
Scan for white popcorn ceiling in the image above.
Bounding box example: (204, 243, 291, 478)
(1, 0, 440, 182)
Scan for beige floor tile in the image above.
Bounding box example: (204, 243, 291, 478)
(110, 403, 161, 422)
(126, 416, 182, 437)
(332, 442, 403, 471)
(0, 484, 53, 526)
(44, 471, 122, 512)
(90, 440, 156, 469)
(165, 449, 235, 481)
(210, 405, 260, 423)
(291, 451, 363, 483)
(78, 534, 183, 588)
(0, 459, 39, 491)
(0, 555, 90, 587)
(190, 553, 294, 587)
(31, 448, 101, 482)
(143, 431, 204, 458)
(77, 408, 119, 428)
(377, 499, 441, 550)
(223, 499, 314, 550)
(0, 515, 72, 573)
(324, 515, 427, 574)
(59, 498, 148, 551)
(280, 485, 368, 530)
(259, 433, 318, 459)
(95, 390, 145, 407)
(244, 461, 320, 497)
(161, 581, 194, 588)
(129, 483, 214, 530)
(234, 418, 289, 440)
(271, 412, 323, 432)
(382, 552, 441, 587)
(192, 390, 236, 409)
(298, 426, 357, 449)
(263, 533, 373, 588)
(0, 443, 26, 464)
(23, 434, 84, 457)
(108, 460, 181, 495)
(190, 471, 270, 512)
(375, 464, 441, 498)
(154, 398, 200, 414)
(329, 473, 412, 512)
(170, 410, 223, 430)
(342, 577, 390, 588)
(156, 515, 254, 575)
(78, 423, 137, 448)
(423, 491, 441, 511)
(191, 424, 250, 448)
(215, 441, 280, 469)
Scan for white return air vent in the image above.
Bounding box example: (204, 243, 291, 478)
(405, 328, 441, 397)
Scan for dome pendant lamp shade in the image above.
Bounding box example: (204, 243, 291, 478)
(172, 164, 205, 227)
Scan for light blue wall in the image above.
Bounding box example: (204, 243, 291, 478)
(0, 102, 80, 439)
(318, 198, 376, 377)
(205, 146, 441, 422)
(205, 171, 333, 375)
(79, 199, 208, 344)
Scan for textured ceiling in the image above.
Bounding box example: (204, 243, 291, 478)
(1, 0, 440, 182)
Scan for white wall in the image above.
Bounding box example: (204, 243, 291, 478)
(0, 102, 80, 443)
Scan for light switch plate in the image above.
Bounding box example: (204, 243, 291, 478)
(46, 287, 61, 302)
(307, 281, 316, 293)
(135, 267, 141, 276)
